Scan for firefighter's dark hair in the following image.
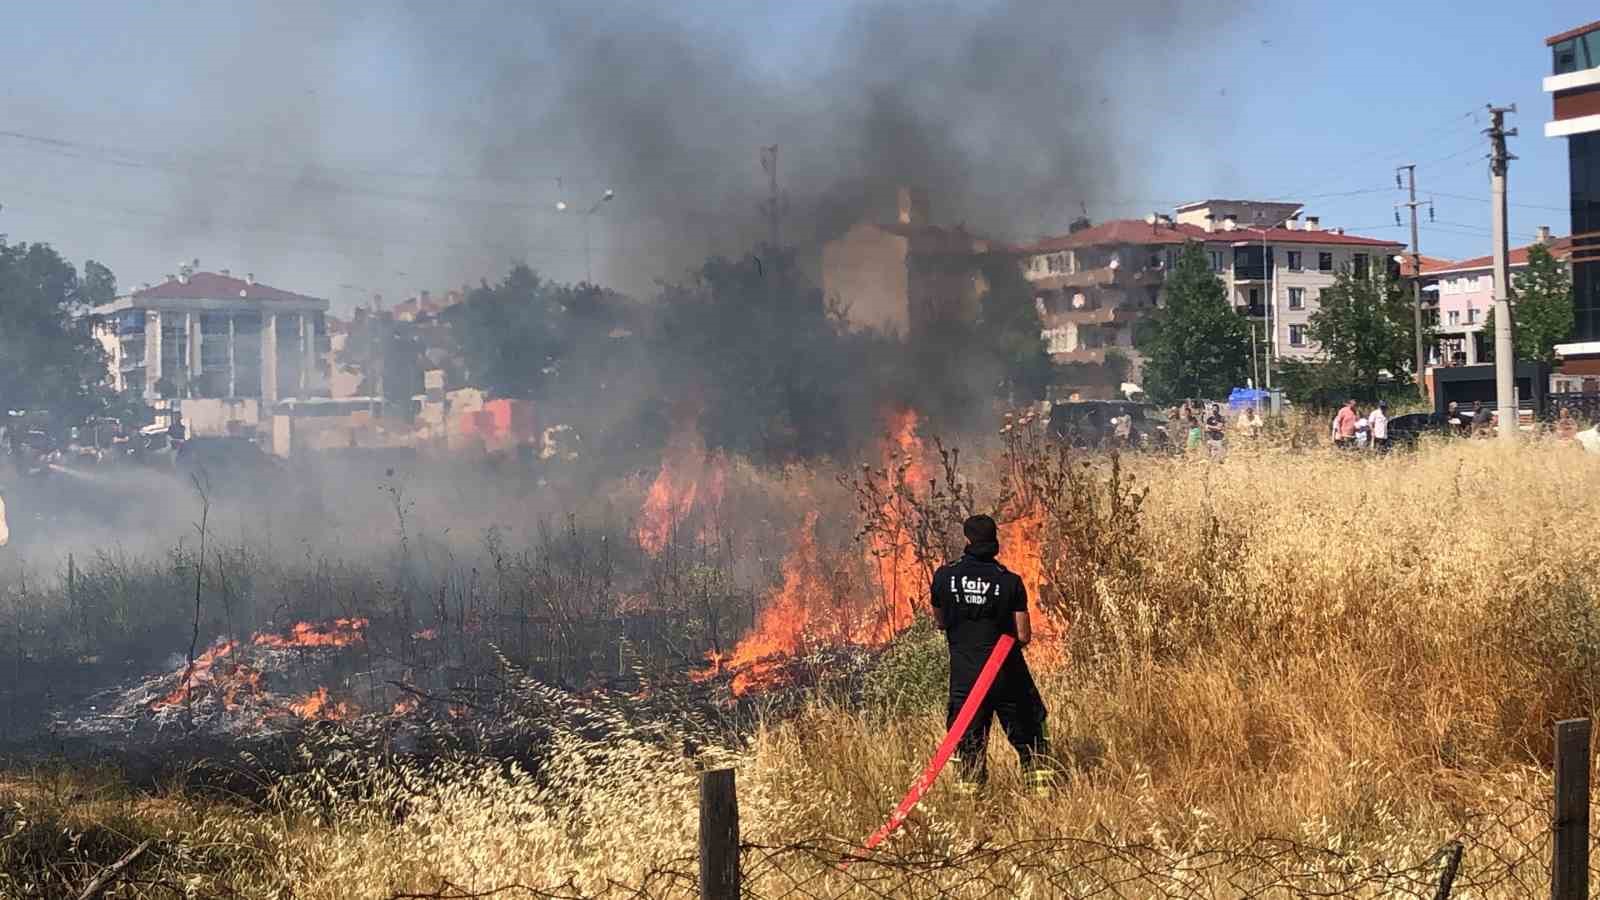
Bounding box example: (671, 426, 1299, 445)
(962, 514, 998, 544)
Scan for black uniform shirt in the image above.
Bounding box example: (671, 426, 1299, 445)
(931, 550, 1027, 680)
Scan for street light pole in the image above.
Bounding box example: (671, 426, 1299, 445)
(556, 189, 614, 285)
(1244, 207, 1302, 392)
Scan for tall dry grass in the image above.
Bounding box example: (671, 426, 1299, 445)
(5, 437, 1600, 897)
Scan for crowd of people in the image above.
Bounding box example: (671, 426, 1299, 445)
(1163, 401, 1261, 460)
(1328, 399, 1391, 451)
(1145, 396, 1595, 460)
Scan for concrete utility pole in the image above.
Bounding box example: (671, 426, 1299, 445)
(760, 145, 780, 305)
(1487, 104, 1518, 443)
(761, 145, 780, 252)
(1396, 164, 1433, 383)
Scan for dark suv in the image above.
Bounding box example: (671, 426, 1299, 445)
(1048, 401, 1172, 451)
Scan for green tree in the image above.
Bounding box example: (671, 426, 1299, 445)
(1483, 243, 1573, 364)
(447, 264, 635, 402)
(1306, 266, 1420, 386)
(976, 252, 1052, 403)
(651, 248, 883, 460)
(0, 240, 123, 423)
(1137, 241, 1250, 403)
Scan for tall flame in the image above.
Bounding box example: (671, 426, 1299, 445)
(998, 510, 1063, 653)
(863, 409, 929, 643)
(709, 410, 930, 695)
(638, 405, 727, 555)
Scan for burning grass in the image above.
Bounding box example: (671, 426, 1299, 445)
(4, 430, 1600, 896)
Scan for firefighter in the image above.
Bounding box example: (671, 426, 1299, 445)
(931, 514, 1055, 796)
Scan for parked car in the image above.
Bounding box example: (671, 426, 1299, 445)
(1384, 413, 1453, 449)
(1048, 401, 1172, 452)
(176, 436, 279, 483)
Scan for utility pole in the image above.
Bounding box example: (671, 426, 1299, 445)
(1487, 104, 1518, 443)
(759, 145, 780, 305)
(1396, 164, 1433, 384)
(760, 145, 780, 252)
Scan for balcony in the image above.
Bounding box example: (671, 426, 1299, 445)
(1030, 266, 1165, 292)
(1051, 349, 1109, 364)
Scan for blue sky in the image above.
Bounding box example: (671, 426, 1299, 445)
(0, 1, 1592, 308)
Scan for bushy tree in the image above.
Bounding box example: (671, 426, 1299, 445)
(447, 264, 635, 401)
(1137, 241, 1250, 403)
(1306, 266, 1421, 386)
(1483, 243, 1573, 364)
(652, 248, 885, 460)
(976, 252, 1053, 403)
(0, 240, 123, 423)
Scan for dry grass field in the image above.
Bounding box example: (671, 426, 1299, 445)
(3, 432, 1599, 897)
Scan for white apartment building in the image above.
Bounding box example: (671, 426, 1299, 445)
(1021, 201, 1406, 371)
(93, 263, 330, 436)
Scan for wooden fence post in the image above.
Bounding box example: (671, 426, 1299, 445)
(1433, 840, 1463, 900)
(699, 768, 740, 900)
(1552, 717, 1591, 900)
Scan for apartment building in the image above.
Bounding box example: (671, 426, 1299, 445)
(822, 187, 996, 336)
(1019, 203, 1404, 379)
(93, 263, 330, 436)
(1420, 228, 1573, 366)
(1546, 20, 1600, 340)
(1178, 201, 1405, 359)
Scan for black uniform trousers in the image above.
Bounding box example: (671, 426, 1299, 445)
(947, 654, 1049, 783)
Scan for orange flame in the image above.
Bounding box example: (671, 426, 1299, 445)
(253, 617, 368, 649)
(863, 409, 928, 644)
(392, 696, 420, 716)
(712, 511, 846, 694)
(637, 405, 727, 555)
(152, 640, 240, 708)
(287, 686, 354, 721)
(709, 410, 930, 695)
(998, 510, 1063, 654)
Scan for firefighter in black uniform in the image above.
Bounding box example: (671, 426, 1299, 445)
(931, 514, 1055, 796)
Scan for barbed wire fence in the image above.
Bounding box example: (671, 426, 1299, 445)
(380, 788, 1584, 900)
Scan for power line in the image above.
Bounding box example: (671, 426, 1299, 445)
(0, 128, 606, 215)
(1427, 189, 1568, 213)
(0, 127, 601, 190)
(1257, 107, 1483, 202)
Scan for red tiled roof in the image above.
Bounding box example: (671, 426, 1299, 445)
(1021, 219, 1405, 253)
(1402, 255, 1454, 276)
(131, 271, 323, 305)
(1547, 20, 1600, 47)
(1424, 237, 1573, 276)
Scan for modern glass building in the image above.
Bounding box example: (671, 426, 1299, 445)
(1547, 21, 1600, 340)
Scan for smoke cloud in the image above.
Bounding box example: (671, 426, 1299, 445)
(134, 0, 1225, 297)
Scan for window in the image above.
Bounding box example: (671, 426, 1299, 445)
(1467, 308, 1478, 324)
(1288, 287, 1305, 310)
(1318, 251, 1333, 272)
(1353, 253, 1369, 278)
(1448, 310, 1460, 325)
(1248, 287, 1261, 306)
(1208, 250, 1224, 273)
(1287, 250, 1302, 272)
(1554, 34, 1596, 76)
(1289, 324, 1307, 347)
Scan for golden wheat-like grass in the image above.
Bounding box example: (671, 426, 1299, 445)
(5, 439, 1599, 897)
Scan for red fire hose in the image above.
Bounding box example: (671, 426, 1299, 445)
(844, 634, 1015, 866)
